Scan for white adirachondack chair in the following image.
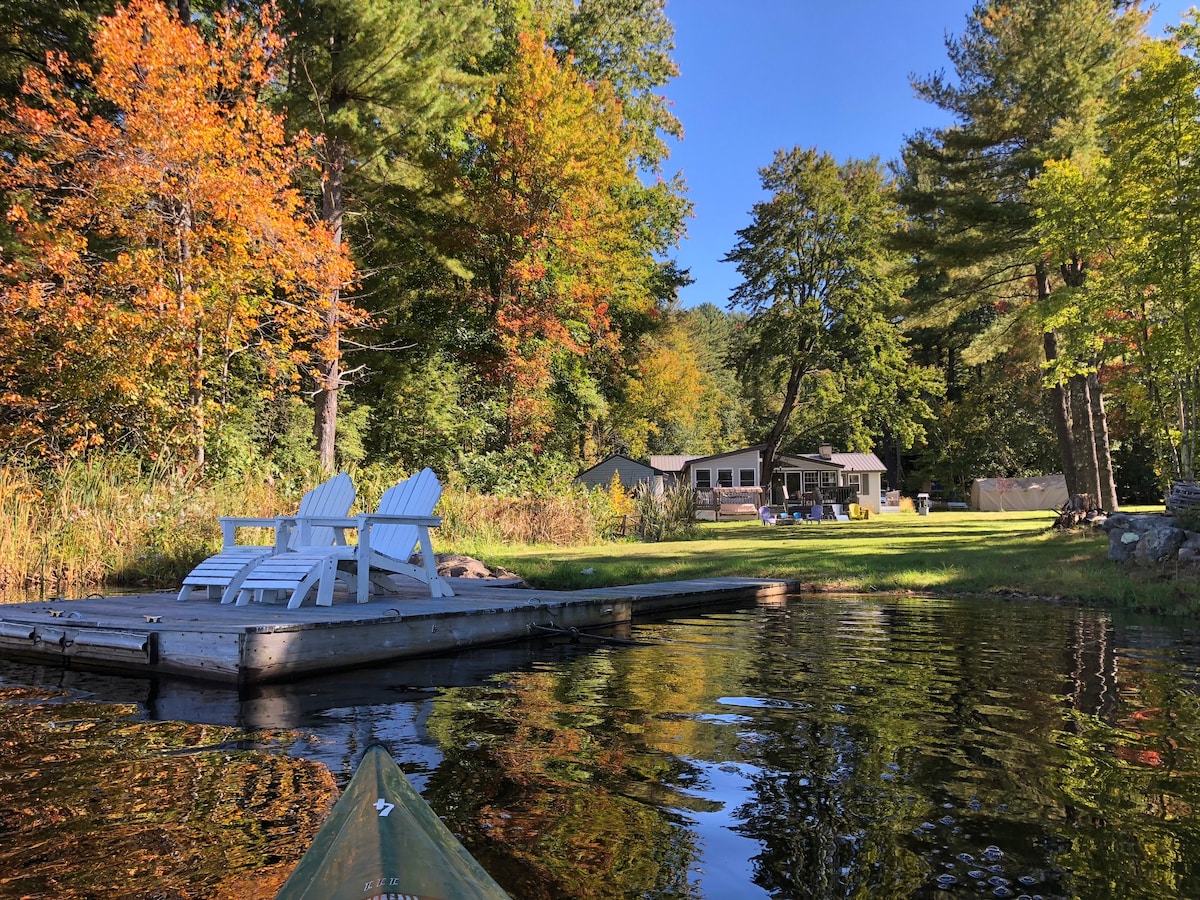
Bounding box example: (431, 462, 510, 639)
(234, 467, 453, 609)
(177, 472, 356, 604)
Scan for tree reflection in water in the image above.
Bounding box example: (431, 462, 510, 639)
(0, 596, 1198, 899)
(0, 685, 338, 898)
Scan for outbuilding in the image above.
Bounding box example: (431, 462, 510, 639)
(970, 474, 1069, 511)
(576, 454, 662, 493)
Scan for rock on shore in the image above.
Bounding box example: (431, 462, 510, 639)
(1100, 512, 1200, 567)
(432, 553, 529, 587)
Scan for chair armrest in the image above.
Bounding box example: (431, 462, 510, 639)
(290, 515, 358, 528)
(356, 515, 442, 568)
(287, 514, 356, 547)
(218, 516, 283, 548)
(357, 514, 443, 527)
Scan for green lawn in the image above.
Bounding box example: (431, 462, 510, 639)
(466, 508, 1200, 615)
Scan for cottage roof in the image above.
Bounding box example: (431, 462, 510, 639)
(577, 454, 658, 479)
(830, 453, 888, 475)
(778, 453, 842, 470)
(659, 446, 888, 474)
(820, 452, 887, 472)
(649, 454, 703, 473)
(677, 445, 766, 468)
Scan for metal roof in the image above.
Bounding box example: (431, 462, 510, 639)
(778, 452, 887, 471)
(777, 453, 842, 469)
(653, 447, 887, 473)
(827, 452, 887, 472)
(649, 454, 703, 473)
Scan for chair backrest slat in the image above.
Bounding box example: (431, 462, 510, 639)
(288, 472, 356, 550)
(370, 468, 443, 560)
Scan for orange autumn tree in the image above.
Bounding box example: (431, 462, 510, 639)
(0, 0, 355, 465)
(463, 30, 653, 446)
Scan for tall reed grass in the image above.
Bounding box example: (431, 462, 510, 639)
(0, 460, 309, 597)
(0, 459, 625, 598)
(437, 480, 606, 547)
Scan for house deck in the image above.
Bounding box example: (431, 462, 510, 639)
(0, 575, 797, 685)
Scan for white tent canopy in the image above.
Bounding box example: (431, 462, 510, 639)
(970, 474, 1069, 511)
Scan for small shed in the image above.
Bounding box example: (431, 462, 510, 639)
(970, 474, 1069, 511)
(576, 455, 660, 492)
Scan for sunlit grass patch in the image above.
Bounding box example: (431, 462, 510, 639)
(479, 510, 1200, 614)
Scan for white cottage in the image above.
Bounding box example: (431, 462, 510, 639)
(659, 444, 888, 519)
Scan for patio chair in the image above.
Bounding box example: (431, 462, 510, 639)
(234, 467, 453, 608)
(806, 503, 824, 524)
(177, 473, 355, 604)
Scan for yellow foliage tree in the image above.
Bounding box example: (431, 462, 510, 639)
(0, 0, 356, 464)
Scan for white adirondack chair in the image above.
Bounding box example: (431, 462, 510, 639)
(234, 467, 453, 609)
(177, 473, 355, 604)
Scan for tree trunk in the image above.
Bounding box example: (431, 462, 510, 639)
(191, 324, 205, 470)
(1069, 373, 1101, 507)
(1038, 265, 1078, 495)
(1088, 370, 1119, 511)
(173, 212, 203, 470)
(1043, 330, 1077, 496)
(760, 359, 805, 495)
(1183, 376, 1196, 482)
(1050, 258, 1118, 508)
(314, 139, 345, 473)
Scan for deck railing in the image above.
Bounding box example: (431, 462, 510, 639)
(694, 486, 765, 518)
(782, 486, 858, 510)
(695, 485, 861, 512)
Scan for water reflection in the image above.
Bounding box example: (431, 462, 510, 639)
(0, 596, 1199, 898)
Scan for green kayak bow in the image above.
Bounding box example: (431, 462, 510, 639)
(275, 745, 512, 900)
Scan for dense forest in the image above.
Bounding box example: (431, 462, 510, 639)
(1, 0, 1196, 505)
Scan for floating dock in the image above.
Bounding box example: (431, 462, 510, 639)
(0, 576, 797, 685)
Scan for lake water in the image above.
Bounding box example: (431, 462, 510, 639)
(1, 594, 1198, 898)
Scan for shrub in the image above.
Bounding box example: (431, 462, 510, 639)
(631, 479, 696, 542)
(456, 448, 579, 497)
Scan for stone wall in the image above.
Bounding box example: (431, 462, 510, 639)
(1100, 512, 1200, 566)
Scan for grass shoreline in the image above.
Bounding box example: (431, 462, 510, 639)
(464, 509, 1200, 616)
(4, 480, 1195, 617)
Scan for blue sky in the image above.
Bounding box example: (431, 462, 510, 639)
(663, 1, 1195, 309)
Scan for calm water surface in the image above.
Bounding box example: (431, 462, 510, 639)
(1, 594, 1199, 899)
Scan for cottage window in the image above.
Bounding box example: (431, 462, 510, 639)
(820, 471, 836, 488)
(717, 468, 733, 487)
(739, 468, 756, 487)
(845, 473, 860, 490)
(803, 471, 819, 492)
(695, 469, 712, 489)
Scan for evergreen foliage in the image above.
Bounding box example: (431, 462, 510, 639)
(896, 0, 1148, 509)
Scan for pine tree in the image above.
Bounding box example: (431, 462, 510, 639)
(278, 0, 493, 471)
(898, 0, 1147, 509)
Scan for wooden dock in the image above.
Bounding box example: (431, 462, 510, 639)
(0, 576, 797, 685)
